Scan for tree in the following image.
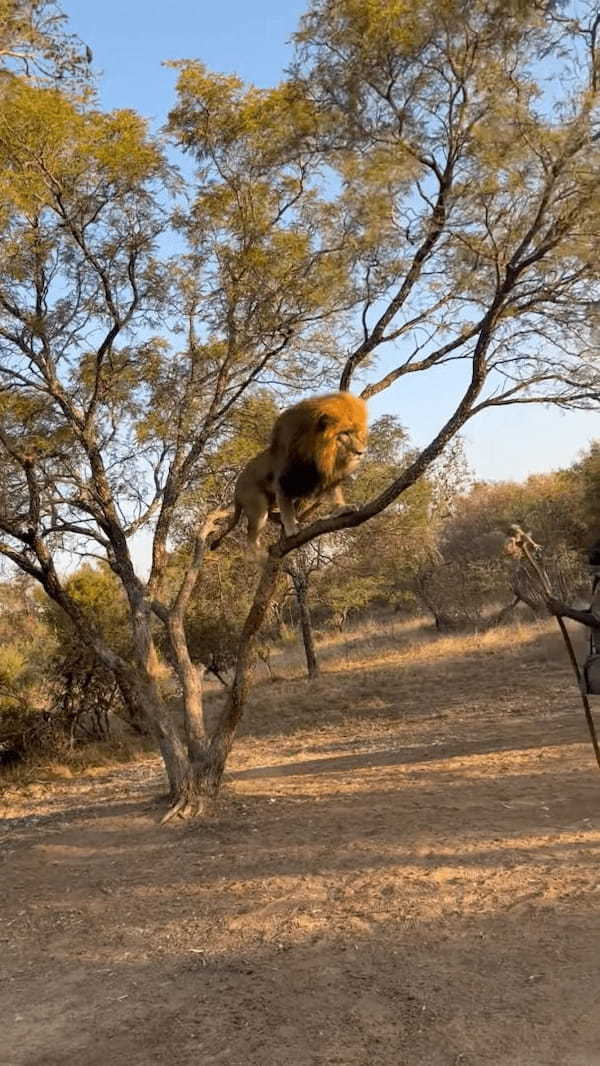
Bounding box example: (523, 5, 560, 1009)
(0, 33, 355, 802)
(194, 0, 600, 809)
(568, 442, 600, 544)
(510, 439, 600, 628)
(285, 549, 322, 677)
(0, 573, 53, 761)
(44, 564, 148, 740)
(410, 473, 588, 627)
(0, 0, 91, 85)
(1, 2, 600, 817)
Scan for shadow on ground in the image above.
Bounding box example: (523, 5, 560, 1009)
(3, 619, 600, 1066)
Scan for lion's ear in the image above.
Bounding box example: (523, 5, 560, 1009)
(317, 413, 334, 431)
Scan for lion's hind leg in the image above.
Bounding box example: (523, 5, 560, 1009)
(209, 504, 241, 551)
(244, 491, 271, 552)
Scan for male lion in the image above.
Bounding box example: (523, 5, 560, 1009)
(210, 392, 368, 551)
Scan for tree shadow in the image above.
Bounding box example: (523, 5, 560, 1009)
(4, 624, 600, 1064)
(215, 621, 585, 745)
(4, 779, 600, 1066)
(232, 732, 586, 782)
(9, 913, 600, 1066)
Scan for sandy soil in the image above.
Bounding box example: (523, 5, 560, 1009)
(2, 618, 600, 1066)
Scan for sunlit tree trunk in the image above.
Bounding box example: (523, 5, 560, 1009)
(161, 555, 283, 818)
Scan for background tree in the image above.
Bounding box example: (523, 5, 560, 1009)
(0, 573, 52, 762)
(0, 0, 91, 84)
(305, 422, 469, 628)
(44, 564, 148, 741)
(569, 442, 600, 546)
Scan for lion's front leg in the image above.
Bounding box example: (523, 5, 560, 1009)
(275, 486, 299, 537)
(297, 485, 355, 525)
(328, 484, 346, 513)
(322, 484, 356, 519)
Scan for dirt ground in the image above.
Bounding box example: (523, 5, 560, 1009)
(2, 617, 600, 1066)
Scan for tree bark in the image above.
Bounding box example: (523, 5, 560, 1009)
(167, 611, 207, 755)
(153, 512, 229, 768)
(126, 598, 190, 796)
(297, 581, 320, 679)
(111, 670, 150, 735)
(162, 554, 283, 817)
(288, 563, 320, 679)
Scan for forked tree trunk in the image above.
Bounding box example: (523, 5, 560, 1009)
(162, 554, 283, 818)
(124, 600, 191, 796)
(202, 554, 283, 793)
(156, 515, 227, 777)
(108, 623, 189, 796)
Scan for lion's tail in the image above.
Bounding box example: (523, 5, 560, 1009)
(209, 503, 242, 551)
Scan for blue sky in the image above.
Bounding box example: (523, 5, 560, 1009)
(65, 0, 599, 483)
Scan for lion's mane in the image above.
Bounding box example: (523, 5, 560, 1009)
(272, 392, 368, 498)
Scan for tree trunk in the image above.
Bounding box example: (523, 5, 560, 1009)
(291, 568, 320, 679)
(300, 605, 319, 678)
(167, 612, 207, 755)
(154, 514, 228, 779)
(124, 600, 190, 796)
(107, 641, 189, 795)
(162, 554, 283, 818)
(111, 670, 151, 735)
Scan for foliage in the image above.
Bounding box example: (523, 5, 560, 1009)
(0, 574, 55, 760)
(43, 564, 144, 736)
(173, 546, 259, 675)
(0, 0, 91, 85)
(0, 565, 142, 767)
(412, 471, 590, 628)
(568, 442, 600, 544)
(301, 416, 420, 623)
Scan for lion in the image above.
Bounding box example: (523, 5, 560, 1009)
(210, 392, 368, 551)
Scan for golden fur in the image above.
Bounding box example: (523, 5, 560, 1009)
(272, 392, 367, 481)
(210, 392, 368, 551)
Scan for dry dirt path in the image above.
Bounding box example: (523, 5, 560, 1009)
(2, 622, 600, 1065)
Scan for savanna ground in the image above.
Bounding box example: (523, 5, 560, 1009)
(2, 615, 600, 1066)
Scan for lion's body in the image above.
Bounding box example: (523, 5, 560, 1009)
(211, 392, 368, 551)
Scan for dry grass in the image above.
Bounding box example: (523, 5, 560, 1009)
(0, 735, 154, 798)
(2, 612, 582, 802)
(0, 617, 564, 798)
(203, 612, 586, 756)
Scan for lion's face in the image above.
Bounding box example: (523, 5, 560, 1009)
(334, 427, 367, 473)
